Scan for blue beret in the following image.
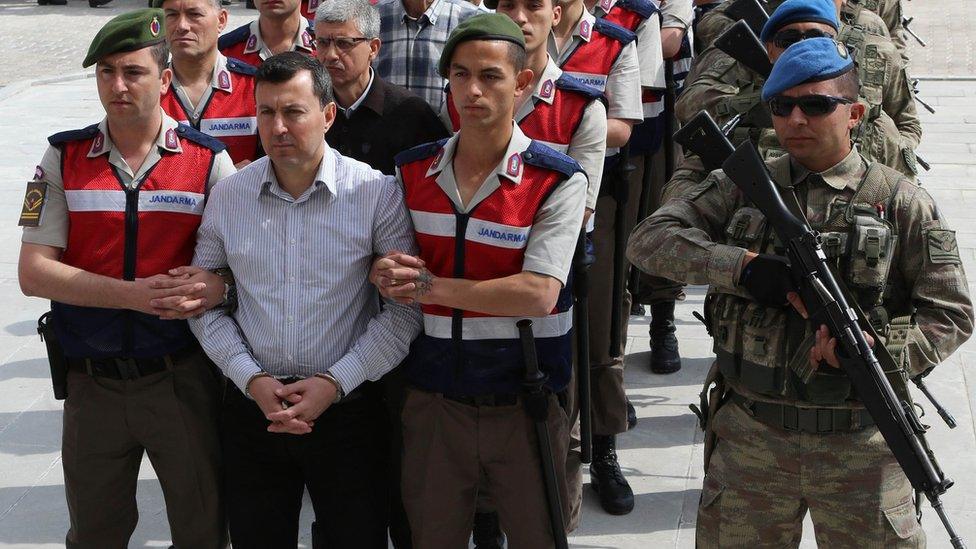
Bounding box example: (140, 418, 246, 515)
(760, 0, 839, 43)
(762, 37, 855, 101)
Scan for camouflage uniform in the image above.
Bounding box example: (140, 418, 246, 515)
(626, 149, 974, 547)
(671, 21, 921, 194)
(845, 0, 909, 58)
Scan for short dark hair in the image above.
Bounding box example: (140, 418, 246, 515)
(255, 51, 334, 106)
(505, 41, 526, 73)
(834, 67, 860, 100)
(149, 41, 170, 73)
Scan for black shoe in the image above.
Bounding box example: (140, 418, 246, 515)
(649, 301, 682, 374)
(589, 435, 634, 515)
(472, 511, 504, 549)
(630, 302, 645, 316)
(626, 399, 637, 430)
(89, 0, 112, 6)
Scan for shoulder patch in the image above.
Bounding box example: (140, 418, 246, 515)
(554, 74, 604, 100)
(926, 229, 961, 265)
(394, 138, 450, 167)
(523, 141, 583, 179)
(616, 0, 657, 19)
(175, 124, 227, 152)
(594, 18, 638, 45)
(218, 23, 252, 51)
(225, 57, 258, 76)
(48, 123, 100, 146)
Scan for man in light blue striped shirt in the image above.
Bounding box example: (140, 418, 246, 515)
(188, 52, 421, 547)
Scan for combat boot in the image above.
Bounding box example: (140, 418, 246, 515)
(649, 301, 681, 374)
(472, 511, 504, 549)
(626, 399, 637, 430)
(88, 0, 112, 7)
(589, 435, 634, 515)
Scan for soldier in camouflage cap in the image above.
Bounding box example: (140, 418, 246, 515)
(627, 37, 973, 547)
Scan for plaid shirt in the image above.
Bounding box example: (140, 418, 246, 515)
(375, 0, 478, 111)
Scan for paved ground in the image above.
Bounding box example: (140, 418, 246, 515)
(0, 1, 974, 547)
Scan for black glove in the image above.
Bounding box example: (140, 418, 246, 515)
(738, 253, 797, 308)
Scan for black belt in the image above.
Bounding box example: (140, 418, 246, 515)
(67, 346, 197, 381)
(731, 392, 874, 433)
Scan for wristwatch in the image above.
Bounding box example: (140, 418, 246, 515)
(211, 267, 238, 310)
(315, 371, 345, 403)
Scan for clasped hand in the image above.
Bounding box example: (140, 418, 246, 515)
(247, 375, 338, 435)
(369, 251, 433, 304)
(132, 266, 225, 319)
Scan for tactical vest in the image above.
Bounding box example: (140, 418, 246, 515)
(161, 57, 260, 165)
(558, 18, 636, 94)
(218, 20, 316, 68)
(48, 124, 225, 359)
(394, 139, 581, 396)
(706, 158, 908, 406)
(444, 75, 603, 154)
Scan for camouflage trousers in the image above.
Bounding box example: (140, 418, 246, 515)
(697, 400, 926, 548)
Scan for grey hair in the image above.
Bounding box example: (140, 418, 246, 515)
(314, 0, 380, 39)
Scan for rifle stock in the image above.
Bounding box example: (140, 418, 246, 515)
(724, 0, 770, 36)
(673, 111, 735, 172)
(715, 20, 773, 78)
(721, 142, 965, 549)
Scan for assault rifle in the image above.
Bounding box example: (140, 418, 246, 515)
(715, 20, 773, 78)
(724, 0, 770, 37)
(722, 141, 965, 549)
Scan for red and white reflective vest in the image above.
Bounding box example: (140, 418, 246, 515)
(445, 75, 603, 154)
(161, 57, 259, 165)
(49, 123, 225, 358)
(394, 138, 581, 395)
(218, 20, 316, 68)
(558, 18, 636, 94)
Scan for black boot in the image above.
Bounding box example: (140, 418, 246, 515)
(649, 301, 681, 374)
(626, 399, 637, 430)
(472, 511, 504, 549)
(88, 0, 112, 7)
(589, 435, 634, 515)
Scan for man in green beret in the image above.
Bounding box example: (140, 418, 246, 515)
(18, 9, 235, 548)
(372, 13, 587, 547)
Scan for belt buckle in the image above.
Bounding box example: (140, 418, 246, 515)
(114, 358, 141, 380)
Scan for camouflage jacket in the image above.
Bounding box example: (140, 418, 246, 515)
(627, 149, 973, 406)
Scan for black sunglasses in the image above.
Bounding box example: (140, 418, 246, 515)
(767, 94, 855, 117)
(772, 28, 834, 48)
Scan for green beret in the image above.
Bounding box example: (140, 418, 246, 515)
(83, 9, 166, 68)
(438, 13, 526, 78)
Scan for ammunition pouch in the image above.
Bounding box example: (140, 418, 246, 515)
(37, 312, 68, 400)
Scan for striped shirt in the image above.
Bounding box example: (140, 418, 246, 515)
(187, 145, 423, 394)
(374, 0, 478, 111)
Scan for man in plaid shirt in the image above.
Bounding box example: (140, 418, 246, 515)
(375, 0, 478, 111)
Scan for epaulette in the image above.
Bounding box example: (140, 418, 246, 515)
(594, 18, 637, 45)
(523, 141, 583, 179)
(616, 0, 657, 20)
(394, 138, 450, 167)
(48, 123, 99, 146)
(554, 74, 604, 100)
(175, 124, 227, 153)
(226, 57, 258, 76)
(218, 23, 252, 51)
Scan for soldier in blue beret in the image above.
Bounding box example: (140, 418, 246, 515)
(628, 36, 973, 547)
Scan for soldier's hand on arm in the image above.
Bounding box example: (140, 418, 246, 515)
(148, 266, 227, 319)
(370, 252, 425, 302)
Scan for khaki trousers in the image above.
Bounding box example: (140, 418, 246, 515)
(401, 388, 570, 549)
(61, 348, 225, 549)
(697, 401, 925, 548)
